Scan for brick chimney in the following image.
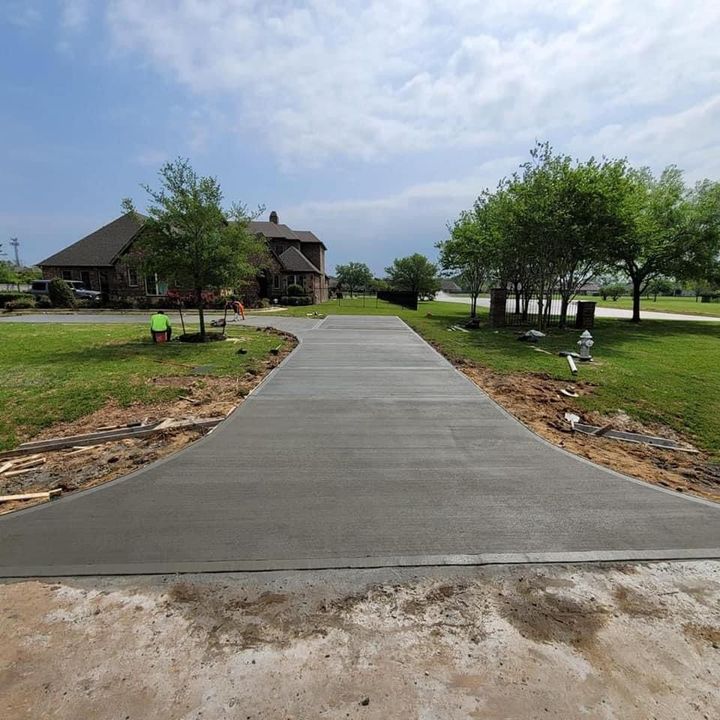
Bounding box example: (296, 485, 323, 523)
(269, 210, 279, 224)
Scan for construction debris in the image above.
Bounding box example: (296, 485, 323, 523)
(518, 329, 545, 343)
(566, 355, 578, 375)
(0, 417, 225, 459)
(569, 421, 697, 452)
(560, 388, 579, 398)
(0, 489, 61, 503)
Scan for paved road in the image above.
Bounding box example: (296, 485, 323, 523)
(1, 315, 718, 577)
(435, 292, 720, 322)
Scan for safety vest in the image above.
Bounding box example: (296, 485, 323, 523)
(150, 313, 170, 332)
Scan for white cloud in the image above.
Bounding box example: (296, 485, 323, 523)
(3, 2, 41, 28)
(102, 0, 720, 170)
(133, 148, 169, 167)
(283, 155, 523, 271)
(60, 0, 90, 30)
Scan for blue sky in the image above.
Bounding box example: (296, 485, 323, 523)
(2, 1, 720, 275)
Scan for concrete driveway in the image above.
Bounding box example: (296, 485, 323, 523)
(0, 315, 718, 577)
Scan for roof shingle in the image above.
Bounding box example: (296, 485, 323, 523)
(278, 246, 321, 274)
(247, 221, 300, 240)
(39, 212, 146, 267)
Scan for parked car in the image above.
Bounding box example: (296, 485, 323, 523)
(29, 279, 101, 301)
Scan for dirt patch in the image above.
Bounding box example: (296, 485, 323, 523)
(457, 361, 720, 503)
(613, 584, 668, 618)
(4, 562, 719, 719)
(497, 575, 608, 650)
(683, 622, 720, 647)
(0, 332, 297, 514)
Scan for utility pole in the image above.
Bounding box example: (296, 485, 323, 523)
(9, 238, 20, 267)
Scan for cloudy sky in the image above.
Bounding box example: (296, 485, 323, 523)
(2, 1, 720, 273)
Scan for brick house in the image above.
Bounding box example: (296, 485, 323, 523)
(39, 210, 329, 304)
(248, 211, 328, 303)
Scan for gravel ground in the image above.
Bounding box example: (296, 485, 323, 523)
(2, 561, 719, 719)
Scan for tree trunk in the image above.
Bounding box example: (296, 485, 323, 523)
(631, 277, 642, 322)
(197, 288, 207, 340)
(559, 295, 569, 329)
(178, 302, 187, 335)
(470, 292, 478, 318)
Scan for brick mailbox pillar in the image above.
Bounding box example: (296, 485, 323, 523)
(575, 301, 596, 329)
(489, 288, 508, 327)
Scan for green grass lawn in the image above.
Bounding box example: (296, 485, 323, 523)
(575, 294, 720, 317)
(0, 323, 287, 451)
(283, 298, 720, 457)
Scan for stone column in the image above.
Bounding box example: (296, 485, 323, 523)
(489, 288, 508, 327)
(575, 301, 596, 329)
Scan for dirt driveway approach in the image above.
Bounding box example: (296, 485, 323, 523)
(2, 562, 719, 719)
(0, 315, 719, 576)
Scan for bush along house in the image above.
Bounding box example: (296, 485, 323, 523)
(38, 210, 329, 306)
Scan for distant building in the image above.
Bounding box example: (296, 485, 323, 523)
(39, 211, 329, 304)
(439, 279, 463, 293)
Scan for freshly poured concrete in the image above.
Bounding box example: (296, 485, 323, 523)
(0, 315, 718, 577)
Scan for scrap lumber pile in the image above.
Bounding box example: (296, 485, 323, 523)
(0, 416, 225, 460)
(0, 415, 226, 506)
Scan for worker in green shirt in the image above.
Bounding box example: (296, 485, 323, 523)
(150, 310, 172, 343)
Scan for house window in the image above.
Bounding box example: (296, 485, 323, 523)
(272, 274, 280, 290)
(62, 270, 72, 281)
(287, 274, 303, 287)
(128, 267, 139, 287)
(81, 271, 91, 288)
(145, 274, 167, 296)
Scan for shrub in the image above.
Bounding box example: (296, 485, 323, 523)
(281, 295, 312, 306)
(258, 298, 271, 308)
(36, 296, 53, 308)
(599, 282, 626, 301)
(48, 278, 76, 308)
(286, 283, 305, 297)
(3, 298, 36, 312)
(0, 292, 34, 306)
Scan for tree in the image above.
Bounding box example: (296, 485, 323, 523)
(438, 211, 492, 320)
(48, 278, 76, 308)
(124, 158, 269, 341)
(335, 262, 373, 297)
(385, 254, 439, 296)
(0, 244, 15, 285)
(645, 277, 674, 301)
(608, 167, 720, 322)
(599, 282, 626, 301)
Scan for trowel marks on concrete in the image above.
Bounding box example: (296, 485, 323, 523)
(0, 315, 719, 576)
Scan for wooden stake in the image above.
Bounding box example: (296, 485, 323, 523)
(0, 489, 62, 503)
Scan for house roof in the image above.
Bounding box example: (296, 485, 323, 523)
(247, 221, 300, 240)
(294, 230, 327, 250)
(278, 246, 321, 274)
(440, 279, 462, 292)
(39, 212, 146, 267)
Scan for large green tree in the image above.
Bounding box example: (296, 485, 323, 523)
(335, 261, 373, 297)
(608, 167, 720, 322)
(385, 253, 439, 296)
(124, 158, 269, 340)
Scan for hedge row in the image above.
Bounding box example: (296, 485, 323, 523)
(281, 296, 312, 306)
